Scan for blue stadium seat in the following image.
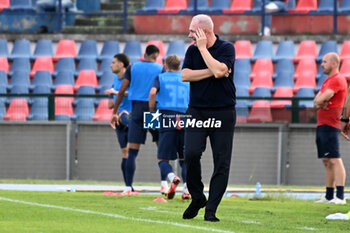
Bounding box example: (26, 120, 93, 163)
(272, 59, 294, 79)
(273, 71, 294, 91)
(77, 40, 98, 61)
(315, 65, 327, 80)
(316, 40, 338, 63)
(71, 99, 95, 121)
(0, 70, 7, 90)
(75, 58, 97, 77)
(123, 40, 142, 64)
(54, 57, 76, 76)
(273, 41, 295, 62)
(26, 98, 48, 121)
(98, 41, 120, 61)
(31, 39, 53, 60)
(97, 70, 115, 91)
(234, 58, 251, 74)
(251, 40, 273, 62)
(166, 40, 186, 58)
(252, 87, 272, 106)
(181, 0, 208, 12)
(339, 0, 350, 13)
(9, 57, 31, 76)
(316, 74, 327, 92)
(311, 0, 334, 13)
(236, 101, 249, 123)
(73, 85, 96, 105)
(206, 0, 229, 12)
(234, 71, 250, 89)
(0, 85, 6, 107)
(53, 71, 75, 89)
(7, 85, 30, 104)
(136, 0, 164, 13)
(0, 99, 5, 120)
(296, 88, 315, 108)
(97, 57, 113, 77)
(0, 39, 9, 57)
(9, 39, 31, 60)
(8, 0, 33, 9)
(236, 86, 250, 107)
(7, 70, 30, 91)
(30, 71, 52, 91)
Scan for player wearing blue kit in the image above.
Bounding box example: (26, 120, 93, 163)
(105, 53, 132, 188)
(149, 55, 190, 200)
(111, 45, 163, 194)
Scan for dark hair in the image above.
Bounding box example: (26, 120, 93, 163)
(165, 55, 181, 70)
(114, 53, 130, 68)
(145, 45, 159, 56)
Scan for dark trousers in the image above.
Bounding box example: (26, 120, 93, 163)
(184, 106, 236, 213)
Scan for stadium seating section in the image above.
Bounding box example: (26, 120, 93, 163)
(1, 38, 350, 122)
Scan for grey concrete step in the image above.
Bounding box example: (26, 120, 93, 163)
(62, 25, 131, 34)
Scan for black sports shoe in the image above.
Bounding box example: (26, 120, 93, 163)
(182, 197, 207, 219)
(204, 211, 220, 222)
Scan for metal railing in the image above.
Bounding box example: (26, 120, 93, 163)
(0, 93, 315, 123)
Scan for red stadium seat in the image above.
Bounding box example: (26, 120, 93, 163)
(223, 0, 252, 13)
(293, 70, 316, 93)
(3, 99, 29, 121)
(340, 41, 350, 62)
(271, 87, 294, 122)
(271, 87, 293, 108)
(247, 100, 272, 123)
(0, 0, 10, 11)
(53, 40, 77, 62)
(248, 70, 273, 94)
(293, 40, 317, 62)
(288, 0, 317, 13)
(293, 59, 317, 80)
(0, 57, 9, 73)
(157, 0, 187, 13)
(74, 70, 98, 91)
(30, 57, 54, 78)
(340, 59, 350, 81)
(250, 58, 273, 79)
(234, 40, 252, 59)
(92, 99, 113, 121)
(55, 85, 74, 117)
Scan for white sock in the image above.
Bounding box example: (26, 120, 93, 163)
(123, 186, 132, 192)
(183, 182, 188, 193)
(264, 27, 271, 36)
(167, 172, 176, 183)
(161, 181, 168, 188)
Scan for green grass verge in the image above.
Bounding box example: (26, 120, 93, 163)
(0, 190, 350, 233)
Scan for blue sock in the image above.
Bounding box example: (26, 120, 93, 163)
(336, 186, 344, 200)
(125, 149, 138, 186)
(158, 161, 172, 181)
(326, 187, 334, 200)
(121, 158, 127, 185)
(179, 160, 186, 183)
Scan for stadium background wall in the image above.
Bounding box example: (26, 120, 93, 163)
(1, 122, 349, 186)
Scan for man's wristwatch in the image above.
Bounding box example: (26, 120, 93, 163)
(340, 117, 350, 123)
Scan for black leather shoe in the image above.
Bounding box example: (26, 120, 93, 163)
(183, 197, 207, 219)
(204, 211, 220, 222)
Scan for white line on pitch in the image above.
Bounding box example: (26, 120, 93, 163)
(0, 196, 235, 233)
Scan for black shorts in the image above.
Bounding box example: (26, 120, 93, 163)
(157, 128, 184, 160)
(316, 125, 340, 159)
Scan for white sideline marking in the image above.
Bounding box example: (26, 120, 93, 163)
(0, 196, 235, 233)
(140, 206, 172, 214)
(296, 226, 317, 231)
